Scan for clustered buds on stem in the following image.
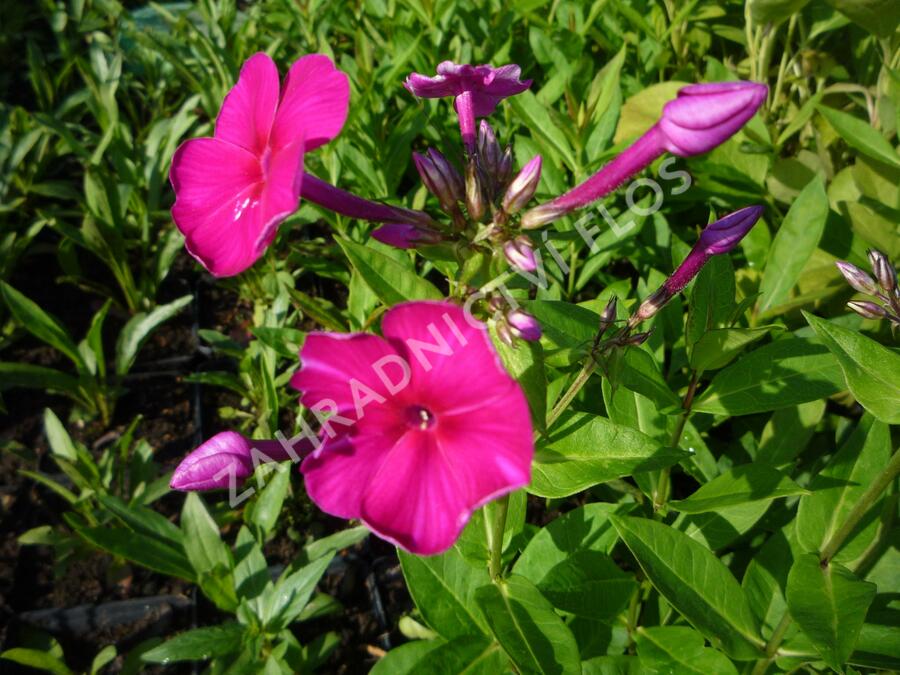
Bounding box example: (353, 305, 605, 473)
(836, 250, 900, 330)
(503, 236, 537, 273)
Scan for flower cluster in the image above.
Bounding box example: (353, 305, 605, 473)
(836, 250, 900, 329)
(168, 52, 767, 555)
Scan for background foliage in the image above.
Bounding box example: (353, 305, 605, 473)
(0, 0, 897, 673)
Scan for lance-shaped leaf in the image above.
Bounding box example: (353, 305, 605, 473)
(610, 516, 763, 659)
(786, 553, 876, 671)
(669, 464, 806, 513)
(337, 238, 441, 306)
(635, 626, 739, 675)
(530, 413, 688, 498)
(475, 574, 581, 675)
(804, 312, 900, 424)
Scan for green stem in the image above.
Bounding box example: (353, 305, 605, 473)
(545, 356, 599, 430)
(771, 14, 797, 115)
(653, 370, 700, 511)
(487, 494, 510, 581)
(820, 446, 900, 564)
(750, 613, 793, 675)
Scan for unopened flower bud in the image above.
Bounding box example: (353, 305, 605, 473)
(623, 331, 652, 346)
(497, 146, 514, 186)
(495, 320, 515, 347)
(868, 249, 897, 295)
(847, 300, 888, 320)
(835, 261, 879, 296)
(598, 296, 618, 336)
(372, 223, 443, 249)
(465, 160, 485, 221)
(414, 150, 462, 212)
(507, 310, 542, 342)
(502, 155, 542, 215)
(478, 120, 501, 174)
(503, 236, 537, 272)
(630, 287, 671, 327)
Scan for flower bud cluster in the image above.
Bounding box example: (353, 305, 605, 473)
(836, 250, 900, 329)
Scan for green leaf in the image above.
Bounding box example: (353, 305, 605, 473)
(530, 413, 688, 498)
(491, 324, 547, 431)
(818, 105, 900, 169)
(0, 363, 81, 398)
(43, 408, 78, 462)
(141, 623, 245, 663)
(98, 494, 184, 548)
(526, 300, 598, 349)
(669, 465, 806, 513)
(690, 326, 778, 372)
(181, 493, 232, 575)
(509, 90, 578, 170)
(693, 337, 844, 416)
(266, 554, 332, 630)
(475, 574, 581, 675)
(618, 348, 681, 410)
(1, 282, 85, 370)
(823, 0, 900, 36)
(804, 313, 900, 424)
(757, 400, 826, 466)
(336, 238, 441, 306)
(77, 526, 194, 581)
(796, 415, 891, 562)
(0, 648, 73, 675)
(635, 626, 739, 675)
(247, 463, 291, 538)
(757, 175, 828, 315)
(686, 255, 735, 351)
(369, 640, 444, 675)
(610, 516, 763, 659)
(748, 0, 812, 24)
(115, 295, 192, 376)
(786, 553, 876, 671)
(399, 547, 490, 639)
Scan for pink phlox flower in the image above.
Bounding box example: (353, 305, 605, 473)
(291, 301, 534, 555)
(170, 52, 349, 277)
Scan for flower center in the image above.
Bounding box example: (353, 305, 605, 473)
(404, 405, 436, 431)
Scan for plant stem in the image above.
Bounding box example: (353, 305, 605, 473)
(653, 370, 699, 511)
(750, 613, 793, 675)
(545, 356, 599, 430)
(820, 446, 900, 564)
(487, 494, 510, 581)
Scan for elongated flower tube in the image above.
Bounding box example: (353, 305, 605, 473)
(293, 301, 533, 555)
(170, 53, 349, 277)
(522, 81, 768, 229)
(371, 223, 443, 249)
(170, 431, 313, 491)
(300, 173, 432, 226)
(630, 205, 764, 325)
(405, 62, 531, 153)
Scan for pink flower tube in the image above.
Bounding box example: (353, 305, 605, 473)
(522, 81, 768, 228)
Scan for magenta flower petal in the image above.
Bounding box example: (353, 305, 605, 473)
(214, 53, 280, 155)
(271, 54, 350, 152)
(290, 333, 402, 416)
(658, 81, 768, 156)
(296, 301, 534, 555)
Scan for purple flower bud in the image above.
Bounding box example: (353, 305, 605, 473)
(170, 431, 311, 491)
(868, 249, 897, 295)
(664, 205, 764, 294)
(630, 287, 671, 326)
(503, 236, 537, 272)
(835, 261, 879, 296)
(502, 155, 542, 215)
(847, 300, 889, 320)
(495, 320, 515, 347)
(658, 81, 769, 156)
(371, 223, 443, 249)
(598, 296, 618, 336)
(413, 150, 462, 212)
(623, 331, 652, 346)
(507, 310, 542, 341)
(478, 120, 501, 174)
(497, 146, 514, 186)
(465, 160, 485, 221)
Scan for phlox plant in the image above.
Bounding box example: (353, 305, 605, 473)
(140, 40, 900, 674)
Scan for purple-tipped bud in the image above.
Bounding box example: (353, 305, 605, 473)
(371, 223, 443, 249)
(507, 310, 542, 342)
(495, 320, 515, 347)
(465, 160, 485, 221)
(503, 236, 537, 272)
(478, 120, 501, 174)
(599, 296, 618, 336)
(502, 155, 542, 215)
(170, 431, 311, 491)
(630, 287, 671, 327)
(836, 261, 879, 296)
(696, 205, 765, 256)
(623, 331, 652, 346)
(847, 300, 889, 320)
(658, 81, 769, 156)
(413, 150, 462, 212)
(868, 249, 897, 295)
